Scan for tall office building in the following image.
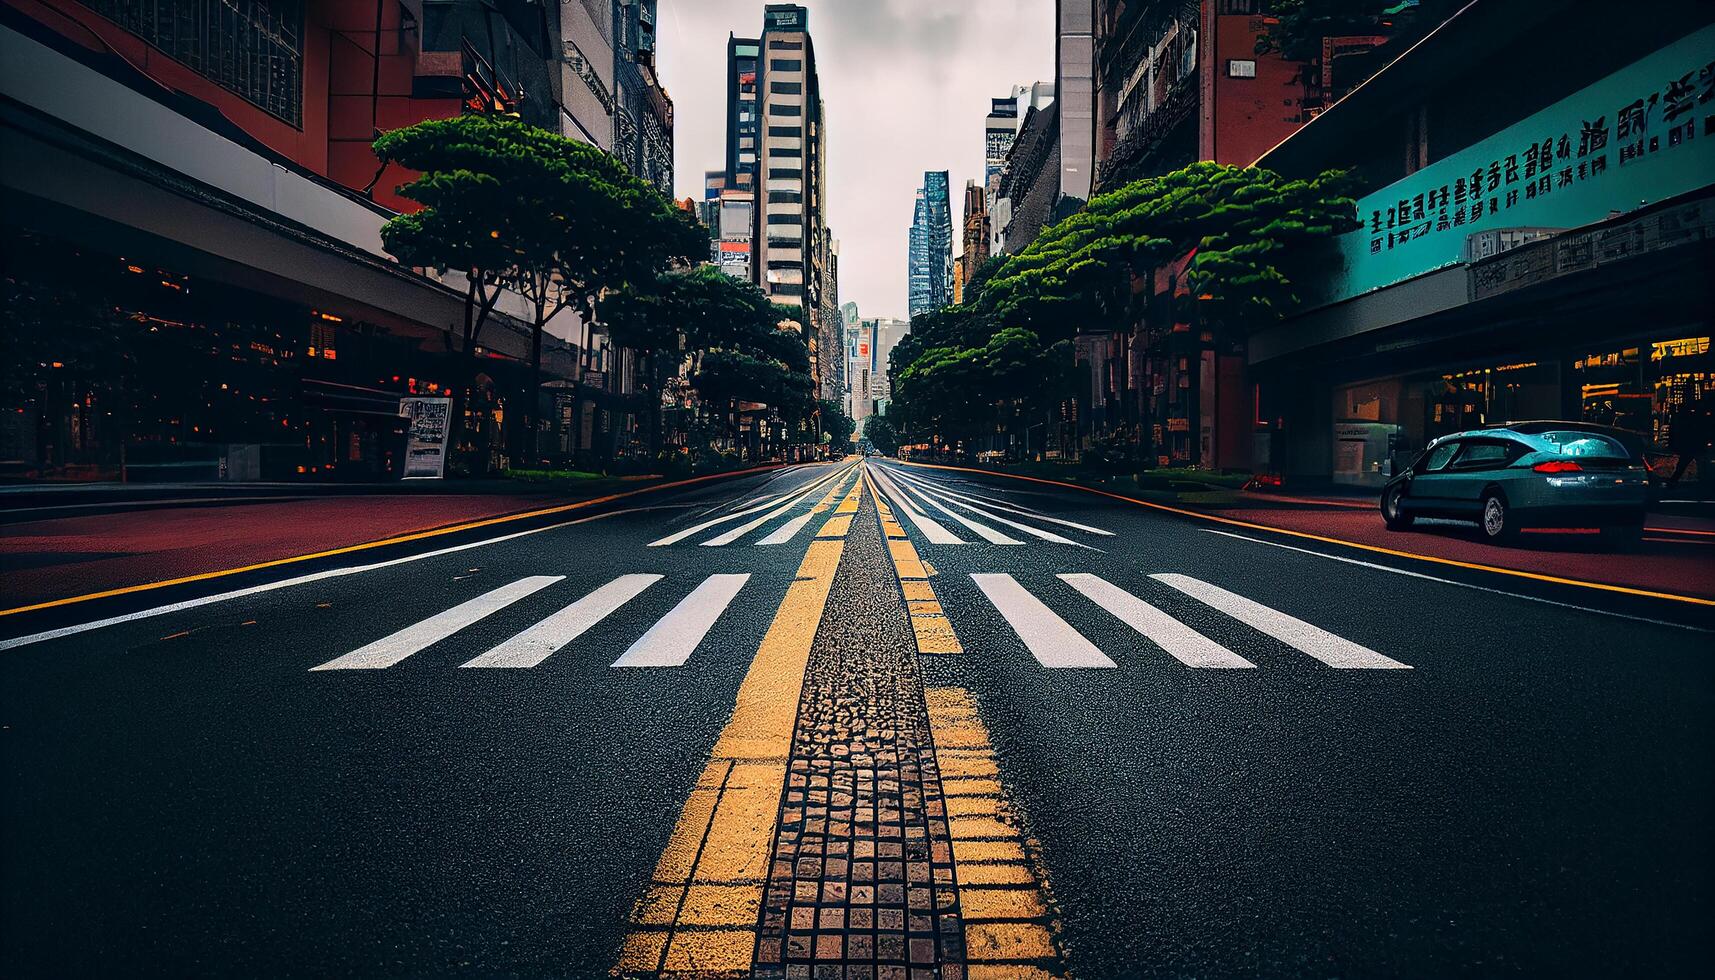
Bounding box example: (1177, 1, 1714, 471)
(1058, 0, 1096, 202)
(960, 179, 990, 300)
(907, 171, 952, 318)
(724, 35, 760, 191)
(739, 4, 828, 388)
(985, 98, 1019, 201)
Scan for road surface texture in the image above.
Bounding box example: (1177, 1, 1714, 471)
(3, 459, 1711, 977)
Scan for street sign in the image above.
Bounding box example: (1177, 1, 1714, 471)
(398, 396, 451, 479)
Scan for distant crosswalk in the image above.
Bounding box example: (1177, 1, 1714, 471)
(636, 461, 1116, 550)
(307, 568, 1408, 673)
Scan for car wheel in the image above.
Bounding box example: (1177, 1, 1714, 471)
(1600, 522, 1644, 551)
(1381, 486, 1414, 530)
(1480, 492, 1518, 544)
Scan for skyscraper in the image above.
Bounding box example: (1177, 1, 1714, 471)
(1058, 0, 1096, 203)
(985, 98, 1019, 202)
(724, 35, 760, 192)
(907, 171, 952, 318)
(960, 179, 990, 299)
(752, 4, 829, 386)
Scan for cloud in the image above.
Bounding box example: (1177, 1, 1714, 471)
(656, 0, 1054, 320)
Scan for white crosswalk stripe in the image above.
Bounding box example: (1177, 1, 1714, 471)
(650, 464, 852, 547)
(971, 573, 1116, 668)
(704, 467, 859, 547)
(1150, 573, 1412, 669)
(891, 477, 1022, 545)
(863, 463, 964, 544)
(1058, 573, 1254, 668)
(884, 469, 1114, 536)
(310, 575, 563, 671)
(461, 574, 662, 669)
(891, 470, 1085, 547)
(611, 574, 750, 667)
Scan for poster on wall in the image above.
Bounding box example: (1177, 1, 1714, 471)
(399, 396, 451, 479)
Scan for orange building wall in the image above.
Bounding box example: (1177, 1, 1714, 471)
(6, 0, 459, 214)
(1207, 13, 1307, 166)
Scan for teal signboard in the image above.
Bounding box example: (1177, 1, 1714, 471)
(1317, 25, 1715, 307)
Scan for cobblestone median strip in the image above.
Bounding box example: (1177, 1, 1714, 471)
(616, 507, 855, 976)
(864, 468, 962, 656)
(923, 688, 1067, 980)
(752, 486, 974, 980)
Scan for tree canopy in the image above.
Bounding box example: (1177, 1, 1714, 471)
(886, 161, 1358, 454)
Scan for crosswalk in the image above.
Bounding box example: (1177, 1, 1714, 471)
(973, 571, 1411, 670)
(637, 461, 1115, 550)
(865, 462, 1112, 548)
(305, 569, 1407, 673)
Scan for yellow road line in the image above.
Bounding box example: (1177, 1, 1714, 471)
(864, 468, 962, 654)
(0, 464, 799, 619)
(900, 461, 1715, 608)
(924, 687, 1065, 980)
(616, 480, 861, 977)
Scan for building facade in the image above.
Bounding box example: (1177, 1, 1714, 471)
(959, 179, 990, 302)
(907, 171, 953, 318)
(0, 0, 606, 480)
(1249, 1, 1715, 487)
(724, 34, 760, 192)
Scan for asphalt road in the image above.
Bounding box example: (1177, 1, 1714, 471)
(2, 459, 1711, 977)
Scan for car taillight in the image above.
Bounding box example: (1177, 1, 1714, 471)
(1533, 460, 1582, 473)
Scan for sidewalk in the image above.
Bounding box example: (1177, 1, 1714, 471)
(0, 467, 781, 610)
(931, 463, 1715, 601)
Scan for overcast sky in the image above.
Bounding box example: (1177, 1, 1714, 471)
(656, 0, 1055, 321)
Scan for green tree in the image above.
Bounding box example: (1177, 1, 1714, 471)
(817, 398, 855, 451)
(374, 115, 702, 462)
(890, 162, 1358, 455)
(865, 414, 901, 457)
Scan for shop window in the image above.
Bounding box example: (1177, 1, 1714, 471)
(80, 1, 305, 126)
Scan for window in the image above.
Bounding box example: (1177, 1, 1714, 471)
(770, 58, 802, 71)
(766, 213, 803, 225)
(768, 125, 802, 137)
(767, 237, 800, 250)
(82, 0, 305, 124)
(768, 167, 801, 179)
(772, 147, 802, 158)
(768, 191, 802, 204)
(771, 103, 802, 117)
(1450, 440, 1516, 471)
(1538, 431, 1635, 461)
(770, 81, 802, 94)
(771, 282, 805, 296)
(767, 260, 804, 270)
(767, 39, 803, 50)
(1420, 441, 1460, 472)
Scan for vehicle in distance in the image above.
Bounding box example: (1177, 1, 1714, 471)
(1380, 421, 1650, 545)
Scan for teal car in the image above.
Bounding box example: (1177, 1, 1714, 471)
(1380, 421, 1650, 545)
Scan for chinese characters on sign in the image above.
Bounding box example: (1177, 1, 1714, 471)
(1367, 57, 1713, 257)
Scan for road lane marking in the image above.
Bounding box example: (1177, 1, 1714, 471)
(879, 465, 1114, 536)
(1058, 573, 1255, 668)
(658, 464, 851, 548)
(1200, 528, 1711, 633)
(889, 477, 1023, 545)
(863, 463, 965, 544)
(898, 460, 1715, 609)
(754, 469, 856, 546)
(0, 507, 691, 652)
(970, 574, 1116, 668)
(868, 470, 962, 655)
(460, 573, 661, 668)
(1, 465, 792, 619)
(309, 575, 562, 671)
(891, 470, 1089, 548)
(700, 465, 856, 547)
(923, 687, 1067, 978)
(616, 538, 847, 976)
(1151, 573, 1410, 669)
(611, 574, 750, 668)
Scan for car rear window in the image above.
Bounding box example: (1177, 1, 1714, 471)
(1536, 431, 1636, 460)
